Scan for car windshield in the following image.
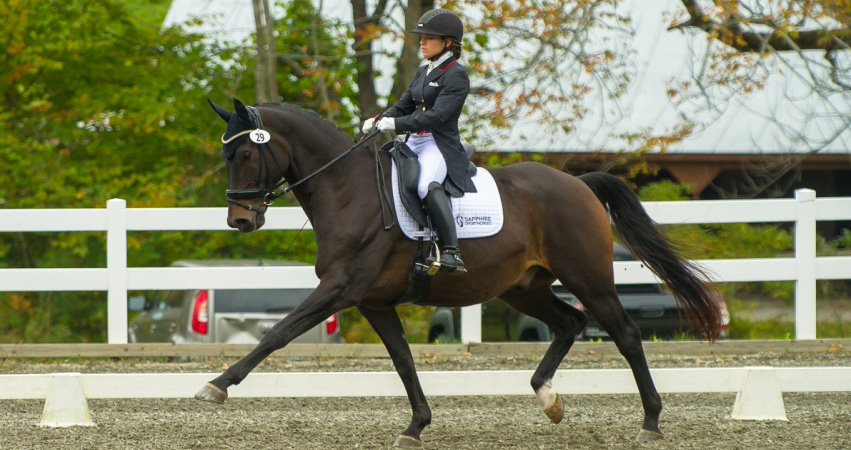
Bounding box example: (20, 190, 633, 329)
(213, 289, 313, 313)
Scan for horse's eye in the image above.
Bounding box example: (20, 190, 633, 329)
(240, 150, 252, 161)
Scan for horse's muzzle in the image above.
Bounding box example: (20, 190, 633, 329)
(232, 217, 256, 232)
(227, 205, 265, 232)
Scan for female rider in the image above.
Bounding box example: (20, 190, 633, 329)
(362, 9, 475, 275)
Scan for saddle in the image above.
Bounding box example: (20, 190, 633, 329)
(386, 141, 427, 227)
(385, 140, 477, 228)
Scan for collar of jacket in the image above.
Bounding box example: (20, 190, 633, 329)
(427, 52, 453, 74)
(423, 56, 458, 84)
(416, 55, 458, 101)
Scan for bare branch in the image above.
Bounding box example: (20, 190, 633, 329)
(673, 0, 851, 52)
(825, 50, 851, 89)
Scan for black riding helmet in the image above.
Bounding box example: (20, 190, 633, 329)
(411, 9, 463, 42)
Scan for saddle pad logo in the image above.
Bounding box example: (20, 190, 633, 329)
(456, 215, 493, 228)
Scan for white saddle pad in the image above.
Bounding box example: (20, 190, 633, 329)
(392, 165, 504, 240)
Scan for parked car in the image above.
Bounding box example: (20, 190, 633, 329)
(428, 244, 729, 342)
(128, 259, 342, 344)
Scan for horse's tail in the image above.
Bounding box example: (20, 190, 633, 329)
(579, 172, 722, 341)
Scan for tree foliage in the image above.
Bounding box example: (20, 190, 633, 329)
(0, 0, 326, 342)
(350, 0, 635, 149)
(637, 180, 795, 301)
(273, 1, 359, 125)
(0, 0, 230, 211)
(665, 0, 850, 196)
(349, 0, 848, 185)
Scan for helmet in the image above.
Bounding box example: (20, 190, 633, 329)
(411, 9, 463, 42)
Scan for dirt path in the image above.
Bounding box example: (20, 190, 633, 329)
(1, 350, 849, 449)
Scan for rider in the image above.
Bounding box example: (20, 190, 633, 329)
(362, 9, 475, 275)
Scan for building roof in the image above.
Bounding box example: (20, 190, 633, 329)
(500, 0, 850, 155)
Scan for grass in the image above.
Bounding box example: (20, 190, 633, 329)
(431, 335, 462, 344)
(730, 317, 851, 340)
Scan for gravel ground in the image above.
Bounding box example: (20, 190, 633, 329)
(1, 350, 849, 449)
(1, 393, 849, 450)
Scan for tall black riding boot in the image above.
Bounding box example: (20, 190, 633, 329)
(424, 182, 467, 274)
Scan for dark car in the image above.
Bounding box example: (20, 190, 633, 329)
(428, 244, 729, 342)
(128, 259, 342, 344)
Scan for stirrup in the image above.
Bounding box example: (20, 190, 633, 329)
(425, 240, 441, 276)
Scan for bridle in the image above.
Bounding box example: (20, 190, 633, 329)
(224, 106, 382, 213)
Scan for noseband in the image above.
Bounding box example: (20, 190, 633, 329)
(224, 106, 382, 213)
(223, 106, 287, 213)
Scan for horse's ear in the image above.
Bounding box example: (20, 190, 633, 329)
(232, 97, 251, 123)
(208, 99, 232, 122)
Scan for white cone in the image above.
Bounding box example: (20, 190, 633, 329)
(731, 367, 788, 421)
(39, 373, 95, 427)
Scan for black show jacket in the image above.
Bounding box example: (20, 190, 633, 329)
(383, 56, 476, 195)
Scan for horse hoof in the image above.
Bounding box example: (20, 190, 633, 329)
(194, 383, 228, 404)
(393, 435, 422, 447)
(636, 429, 664, 442)
(544, 394, 564, 424)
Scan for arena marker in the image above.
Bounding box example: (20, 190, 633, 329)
(39, 373, 96, 427)
(731, 367, 788, 421)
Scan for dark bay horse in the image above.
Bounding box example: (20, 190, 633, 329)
(195, 98, 721, 446)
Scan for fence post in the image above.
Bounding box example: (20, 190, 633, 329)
(460, 305, 482, 344)
(106, 199, 128, 344)
(794, 189, 817, 340)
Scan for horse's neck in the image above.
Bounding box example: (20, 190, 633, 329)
(289, 141, 380, 235)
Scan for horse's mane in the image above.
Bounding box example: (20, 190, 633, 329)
(258, 102, 355, 144)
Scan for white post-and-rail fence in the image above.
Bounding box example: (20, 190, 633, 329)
(1, 188, 851, 344)
(6, 366, 851, 426)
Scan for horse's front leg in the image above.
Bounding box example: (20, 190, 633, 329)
(194, 278, 352, 402)
(358, 305, 431, 448)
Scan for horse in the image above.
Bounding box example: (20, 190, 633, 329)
(195, 98, 722, 446)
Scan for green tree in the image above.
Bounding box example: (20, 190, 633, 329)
(637, 180, 794, 302)
(0, 0, 365, 343)
(0, 0, 244, 341)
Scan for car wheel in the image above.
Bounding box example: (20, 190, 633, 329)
(428, 327, 445, 344)
(519, 329, 540, 341)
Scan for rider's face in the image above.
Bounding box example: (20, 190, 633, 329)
(420, 34, 447, 59)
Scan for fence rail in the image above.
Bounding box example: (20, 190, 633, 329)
(2, 189, 850, 343)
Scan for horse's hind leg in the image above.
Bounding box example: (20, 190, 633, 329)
(569, 284, 664, 442)
(500, 282, 588, 424)
(358, 305, 431, 447)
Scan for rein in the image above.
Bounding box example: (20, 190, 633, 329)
(225, 126, 385, 214)
(273, 128, 382, 201)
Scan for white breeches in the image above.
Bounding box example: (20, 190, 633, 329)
(407, 133, 447, 199)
